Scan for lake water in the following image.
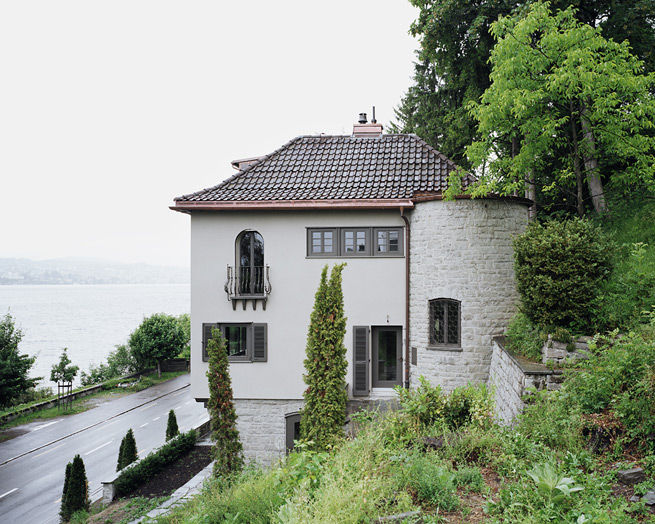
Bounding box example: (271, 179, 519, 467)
(0, 284, 189, 387)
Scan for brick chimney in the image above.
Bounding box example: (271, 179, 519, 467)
(352, 110, 383, 137)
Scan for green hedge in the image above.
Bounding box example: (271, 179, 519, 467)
(114, 430, 197, 497)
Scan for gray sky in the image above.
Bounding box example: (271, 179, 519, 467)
(0, 1, 418, 268)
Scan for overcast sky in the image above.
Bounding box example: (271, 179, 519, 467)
(0, 1, 418, 268)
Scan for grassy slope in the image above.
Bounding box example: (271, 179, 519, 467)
(158, 332, 655, 523)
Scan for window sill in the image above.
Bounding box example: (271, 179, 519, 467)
(426, 345, 463, 352)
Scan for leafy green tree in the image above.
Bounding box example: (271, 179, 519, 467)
(0, 313, 39, 408)
(300, 264, 348, 451)
(206, 329, 243, 477)
(462, 2, 655, 215)
(129, 313, 185, 377)
(176, 313, 191, 359)
(394, 0, 655, 188)
(117, 429, 138, 471)
(62, 454, 88, 521)
(80, 344, 136, 386)
(166, 409, 179, 441)
(50, 348, 79, 384)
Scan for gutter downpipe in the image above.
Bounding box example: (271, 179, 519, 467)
(400, 207, 411, 389)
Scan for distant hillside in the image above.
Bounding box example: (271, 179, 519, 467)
(0, 257, 189, 285)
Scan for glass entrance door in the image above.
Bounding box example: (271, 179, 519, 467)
(372, 326, 402, 388)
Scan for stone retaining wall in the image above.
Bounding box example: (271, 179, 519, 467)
(488, 337, 554, 425)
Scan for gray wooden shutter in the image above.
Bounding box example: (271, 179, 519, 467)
(202, 323, 218, 362)
(352, 326, 369, 396)
(252, 323, 267, 362)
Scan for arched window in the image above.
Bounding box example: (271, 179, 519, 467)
(236, 230, 264, 295)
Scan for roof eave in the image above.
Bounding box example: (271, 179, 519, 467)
(170, 198, 415, 213)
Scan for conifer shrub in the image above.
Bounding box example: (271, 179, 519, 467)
(117, 429, 138, 471)
(59, 461, 72, 522)
(300, 264, 348, 451)
(206, 329, 243, 477)
(513, 218, 612, 332)
(61, 455, 88, 521)
(166, 409, 179, 441)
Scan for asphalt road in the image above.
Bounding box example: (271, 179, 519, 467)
(0, 374, 208, 524)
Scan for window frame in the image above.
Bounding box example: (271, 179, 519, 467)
(341, 228, 370, 256)
(306, 228, 338, 257)
(306, 227, 404, 258)
(202, 322, 268, 362)
(427, 298, 462, 350)
(221, 322, 252, 362)
(372, 227, 404, 257)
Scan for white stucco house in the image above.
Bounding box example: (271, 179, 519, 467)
(171, 116, 529, 463)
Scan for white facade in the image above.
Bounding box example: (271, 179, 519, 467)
(187, 199, 528, 463)
(190, 209, 406, 403)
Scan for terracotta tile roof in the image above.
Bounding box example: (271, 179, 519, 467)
(174, 134, 469, 204)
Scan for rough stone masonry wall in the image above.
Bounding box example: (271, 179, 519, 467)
(234, 399, 304, 465)
(409, 199, 528, 391)
(487, 338, 552, 424)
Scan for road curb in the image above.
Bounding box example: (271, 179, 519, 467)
(0, 383, 190, 467)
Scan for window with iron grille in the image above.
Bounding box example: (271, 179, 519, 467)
(428, 299, 461, 347)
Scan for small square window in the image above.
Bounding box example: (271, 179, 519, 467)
(307, 228, 338, 256)
(341, 229, 369, 256)
(373, 228, 403, 256)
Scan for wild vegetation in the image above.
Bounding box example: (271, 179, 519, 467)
(159, 343, 655, 522)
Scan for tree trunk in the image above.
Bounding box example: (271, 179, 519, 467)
(570, 101, 585, 217)
(514, 134, 537, 219)
(580, 101, 607, 214)
(157, 360, 161, 379)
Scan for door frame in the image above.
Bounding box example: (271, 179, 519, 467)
(371, 326, 402, 388)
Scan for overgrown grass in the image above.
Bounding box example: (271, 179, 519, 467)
(157, 333, 655, 523)
(69, 495, 168, 524)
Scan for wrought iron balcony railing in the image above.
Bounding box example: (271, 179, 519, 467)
(225, 264, 271, 310)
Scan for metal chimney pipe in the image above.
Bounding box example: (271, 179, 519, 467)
(371, 106, 377, 124)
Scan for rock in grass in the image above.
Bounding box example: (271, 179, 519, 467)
(643, 491, 655, 506)
(617, 467, 645, 485)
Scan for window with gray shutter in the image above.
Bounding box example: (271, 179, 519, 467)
(352, 326, 370, 396)
(202, 322, 267, 362)
(252, 323, 268, 361)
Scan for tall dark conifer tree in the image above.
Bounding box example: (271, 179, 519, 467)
(300, 264, 348, 451)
